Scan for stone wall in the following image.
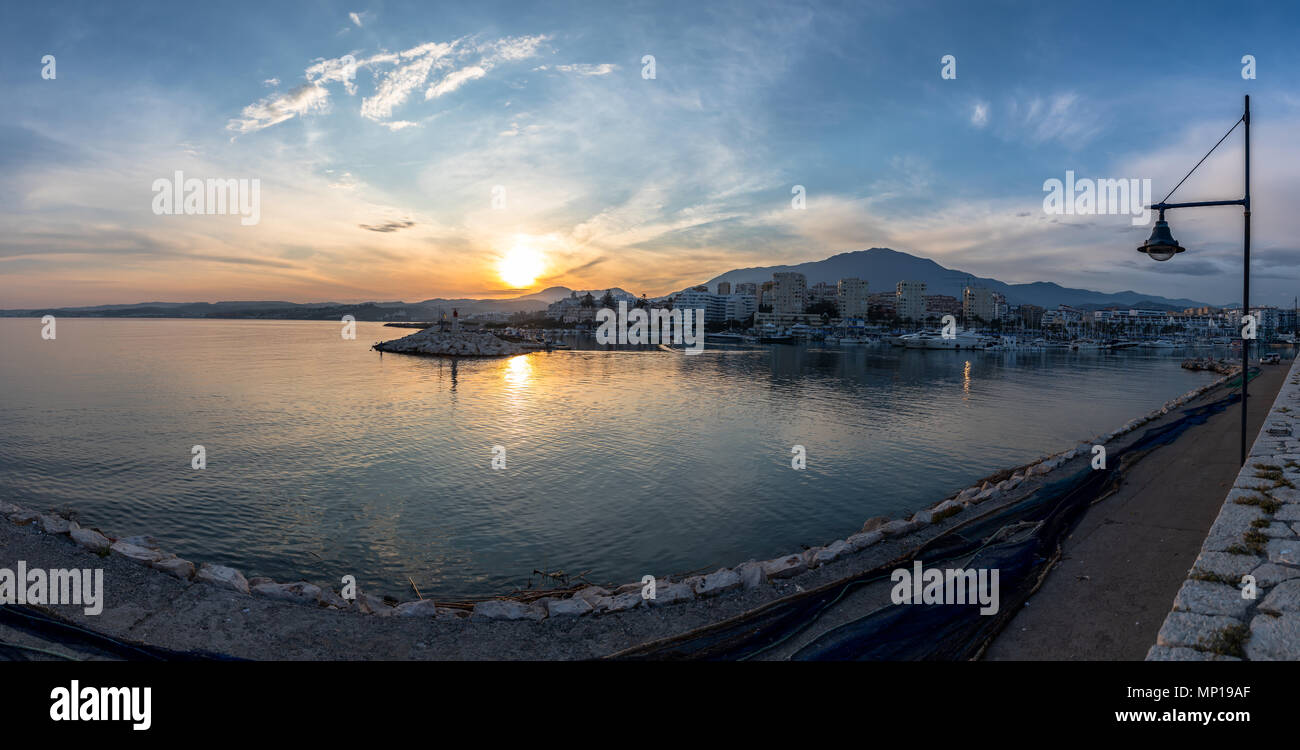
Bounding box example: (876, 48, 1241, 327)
(1148, 357, 1300, 661)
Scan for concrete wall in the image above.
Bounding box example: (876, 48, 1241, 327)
(1149, 357, 1300, 661)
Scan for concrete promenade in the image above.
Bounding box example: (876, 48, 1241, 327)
(984, 357, 1292, 660)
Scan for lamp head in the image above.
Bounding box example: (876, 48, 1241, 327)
(1138, 212, 1185, 262)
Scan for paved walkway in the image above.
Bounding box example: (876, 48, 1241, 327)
(982, 360, 1289, 660)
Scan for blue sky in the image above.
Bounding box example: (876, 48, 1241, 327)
(2, 0, 1298, 307)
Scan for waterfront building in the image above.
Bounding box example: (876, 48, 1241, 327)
(716, 281, 731, 296)
(674, 289, 729, 324)
(924, 294, 960, 317)
(808, 281, 838, 306)
(896, 280, 927, 322)
(772, 272, 808, 315)
(837, 277, 870, 318)
(868, 291, 897, 318)
(1017, 304, 1045, 329)
(1251, 306, 1280, 341)
(725, 294, 758, 323)
(734, 282, 758, 297)
(962, 286, 998, 322)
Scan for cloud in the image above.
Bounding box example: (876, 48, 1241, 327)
(541, 63, 619, 76)
(227, 83, 330, 134)
(349, 12, 363, 27)
(971, 101, 989, 128)
(426, 66, 486, 99)
(359, 219, 415, 233)
(263, 77, 280, 87)
(232, 34, 549, 133)
(361, 49, 447, 120)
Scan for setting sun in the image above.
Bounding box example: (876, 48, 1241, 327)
(497, 244, 546, 288)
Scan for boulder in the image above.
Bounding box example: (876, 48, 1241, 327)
(646, 581, 694, 606)
(110, 541, 165, 566)
(150, 557, 195, 580)
(38, 514, 71, 534)
(846, 530, 882, 551)
(735, 561, 766, 589)
(471, 599, 546, 621)
(195, 564, 250, 594)
(813, 540, 851, 566)
(592, 592, 642, 613)
(7, 509, 41, 526)
(70, 527, 112, 553)
(253, 581, 324, 605)
(762, 553, 807, 579)
(692, 568, 741, 597)
(546, 597, 594, 618)
(394, 599, 443, 617)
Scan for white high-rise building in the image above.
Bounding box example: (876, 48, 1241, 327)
(895, 280, 927, 321)
(963, 286, 999, 322)
(837, 278, 869, 318)
(772, 272, 808, 315)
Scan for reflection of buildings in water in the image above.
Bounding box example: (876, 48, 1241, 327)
(963, 360, 971, 397)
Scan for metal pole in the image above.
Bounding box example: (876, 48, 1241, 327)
(1241, 94, 1251, 466)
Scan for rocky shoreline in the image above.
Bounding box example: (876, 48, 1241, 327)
(1, 369, 1235, 629)
(372, 329, 523, 357)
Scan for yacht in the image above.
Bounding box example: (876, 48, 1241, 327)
(921, 330, 986, 350)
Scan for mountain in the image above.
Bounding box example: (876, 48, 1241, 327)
(0, 287, 638, 320)
(701, 248, 1212, 311)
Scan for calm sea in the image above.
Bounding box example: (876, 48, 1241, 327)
(0, 318, 1219, 598)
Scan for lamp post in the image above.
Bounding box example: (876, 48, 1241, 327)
(1137, 95, 1251, 465)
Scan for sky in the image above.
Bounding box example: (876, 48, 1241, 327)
(2, 0, 1299, 308)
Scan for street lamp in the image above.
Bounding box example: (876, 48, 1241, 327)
(1137, 95, 1251, 465)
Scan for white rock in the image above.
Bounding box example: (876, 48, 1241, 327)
(150, 557, 195, 580)
(70, 527, 112, 553)
(814, 540, 851, 565)
(395, 599, 443, 617)
(38, 514, 71, 534)
(846, 531, 882, 551)
(110, 541, 164, 566)
(592, 592, 642, 613)
(546, 597, 594, 617)
(253, 581, 324, 605)
(761, 553, 807, 579)
(7, 509, 40, 525)
(692, 568, 741, 597)
(571, 586, 610, 604)
(646, 581, 695, 606)
(195, 564, 250, 594)
(471, 599, 546, 621)
(735, 561, 766, 589)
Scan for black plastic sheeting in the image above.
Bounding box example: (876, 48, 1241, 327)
(616, 375, 1251, 661)
(0, 604, 244, 661)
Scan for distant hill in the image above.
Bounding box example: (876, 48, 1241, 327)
(1, 249, 1218, 320)
(701, 248, 1213, 311)
(0, 287, 638, 321)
